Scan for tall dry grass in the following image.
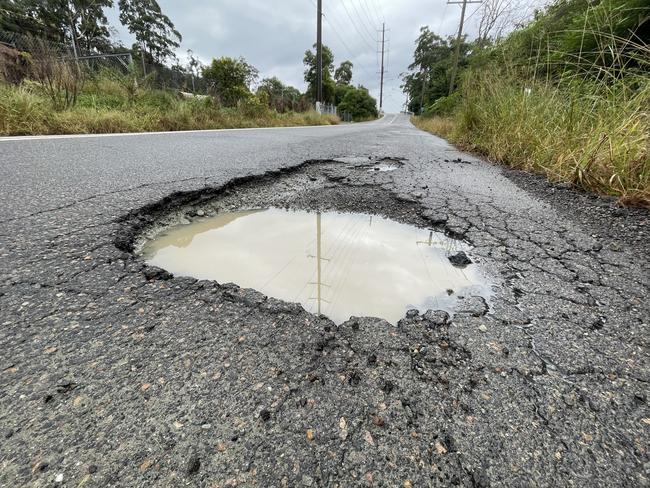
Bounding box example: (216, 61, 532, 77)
(414, 33, 650, 207)
(0, 75, 339, 136)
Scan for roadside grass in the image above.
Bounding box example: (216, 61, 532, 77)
(413, 71, 650, 207)
(0, 79, 339, 136)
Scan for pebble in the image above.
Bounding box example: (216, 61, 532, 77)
(185, 453, 201, 475)
(478, 324, 488, 333)
(364, 431, 375, 445)
(448, 251, 473, 268)
(423, 309, 450, 326)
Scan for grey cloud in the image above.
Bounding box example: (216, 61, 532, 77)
(105, 0, 540, 112)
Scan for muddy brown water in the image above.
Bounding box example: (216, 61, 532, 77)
(141, 208, 490, 324)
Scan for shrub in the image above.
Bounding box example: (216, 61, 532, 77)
(337, 85, 378, 121)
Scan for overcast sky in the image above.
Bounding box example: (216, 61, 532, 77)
(105, 0, 542, 113)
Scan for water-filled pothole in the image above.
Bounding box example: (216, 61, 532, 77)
(141, 207, 490, 324)
(369, 164, 399, 172)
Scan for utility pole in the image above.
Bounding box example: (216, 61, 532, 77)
(419, 68, 427, 114)
(316, 0, 323, 103)
(379, 22, 385, 110)
(316, 212, 323, 313)
(308, 212, 330, 314)
(448, 0, 481, 95)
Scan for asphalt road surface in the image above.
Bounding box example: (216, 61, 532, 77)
(1, 114, 648, 487)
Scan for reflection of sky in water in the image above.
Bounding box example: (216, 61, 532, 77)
(143, 208, 490, 324)
(368, 164, 399, 172)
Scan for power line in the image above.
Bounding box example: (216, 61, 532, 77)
(309, 0, 385, 99)
(361, 0, 383, 28)
(322, 11, 376, 81)
(348, 0, 379, 45)
(369, 0, 385, 24)
(355, 0, 380, 31)
(339, 0, 376, 50)
(437, 1, 450, 34)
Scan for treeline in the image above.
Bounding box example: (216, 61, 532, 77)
(0, 0, 378, 118)
(0, 0, 180, 63)
(408, 0, 649, 206)
(303, 44, 378, 120)
(404, 0, 649, 114)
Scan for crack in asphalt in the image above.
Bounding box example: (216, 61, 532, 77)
(1, 120, 648, 487)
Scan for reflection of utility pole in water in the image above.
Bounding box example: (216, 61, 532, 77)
(308, 212, 330, 314)
(417, 230, 463, 253)
(417, 230, 470, 282)
(416, 231, 445, 247)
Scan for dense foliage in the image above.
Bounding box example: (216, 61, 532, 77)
(303, 44, 336, 103)
(411, 0, 650, 206)
(1, 0, 115, 51)
(0, 1, 377, 128)
(337, 85, 378, 121)
(118, 0, 181, 63)
(202, 56, 258, 107)
(256, 77, 305, 112)
(401, 27, 471, 114)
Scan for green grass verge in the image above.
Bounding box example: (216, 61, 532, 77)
(413, 72, 650, 207)
(0, 79, 339, 136)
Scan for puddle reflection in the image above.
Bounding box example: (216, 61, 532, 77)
(142, 208, 490, 323)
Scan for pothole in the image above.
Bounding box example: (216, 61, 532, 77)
(119, 157, 494, 324)
(141, 207, 490, 324)
(348, 157, 404, 173)
(369, 163, 399, 172)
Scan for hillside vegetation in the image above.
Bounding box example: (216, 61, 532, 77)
(0, 75, 338, 136)
(409, 0, 649, 206)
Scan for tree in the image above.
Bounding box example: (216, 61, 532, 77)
(477, 0, 527, 46)
(0, 0, 51, 38)
(334, 83, 354, 105)
(338, 85, 378, 120)
(257, 76, 301, 112)
(501, 0, 650, 76)
(1, 0, 114, 52)
(203, 56, 258, 107)
(334, 60, 353, 85)
(118, 0, 181, 63)
(401, 27, 471, 113)
(186, 49, 203, 92)
(303, 43, 336, 103)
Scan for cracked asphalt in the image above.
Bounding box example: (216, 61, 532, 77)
(1, 114, 649, 487)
